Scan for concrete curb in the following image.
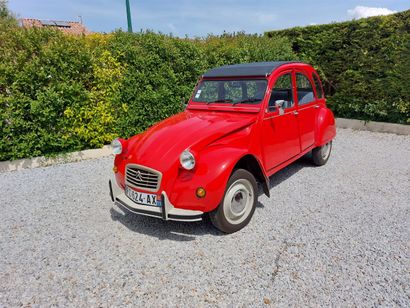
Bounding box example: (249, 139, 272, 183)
(0, 145, 113, 173)
(336, 118, 410, 135)
(0, 118, 408, 173)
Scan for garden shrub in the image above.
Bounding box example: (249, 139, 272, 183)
(0, 22, 295, 160)
(63, 50, 124, 148)
(0, 26, 94, 159)
(266, 10, 410, 124)
(3, 8, 407, 161)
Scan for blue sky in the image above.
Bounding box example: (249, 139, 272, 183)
(8, 0, 410, 37)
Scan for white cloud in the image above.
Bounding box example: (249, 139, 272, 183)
(347, 6, 397, 19)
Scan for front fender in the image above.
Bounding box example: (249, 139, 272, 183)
(169, 146, 249, 213)
(315, 107, 336, 146)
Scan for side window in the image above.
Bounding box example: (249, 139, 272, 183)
(269, 73, 293, 109)
(296, 73, 315, 105)
(312, 73, 324, 99)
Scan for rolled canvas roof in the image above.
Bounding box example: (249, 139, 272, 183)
(203, 61, 298, 78)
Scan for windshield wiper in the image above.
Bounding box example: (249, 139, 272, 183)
(206, 99, 233, 105)
(232, 98, 261, 106)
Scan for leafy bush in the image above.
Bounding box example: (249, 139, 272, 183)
(0, 23, 296, 160)
(63, 49, 124, 148)
(108, 32, 296, 137)
(4, 9, 407, 161)
(266, 10, 410, 124)
(0, 27, 94, 159)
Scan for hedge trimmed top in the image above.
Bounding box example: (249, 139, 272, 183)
(203, 61, 297, 77)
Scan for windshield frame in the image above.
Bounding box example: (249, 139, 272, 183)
(190, 78, 268, 106)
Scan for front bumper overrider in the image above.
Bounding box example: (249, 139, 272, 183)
(109, 178, 203, 222)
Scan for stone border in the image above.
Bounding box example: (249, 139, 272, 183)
(0, 145, 113, 173)
(336, 118, 410, 135)
(0, 118, 408, 173)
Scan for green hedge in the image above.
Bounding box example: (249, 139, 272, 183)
(266, 10, 410, 124)
(2, 9, 409, 161)
(0, 19, 296, 160)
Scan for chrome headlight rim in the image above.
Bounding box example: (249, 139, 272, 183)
(180, 149, 196, 170)
(111, 138, 123, 155)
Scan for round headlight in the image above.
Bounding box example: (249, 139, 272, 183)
(111, 138, 123, 155)
(180, 150, 195, 170)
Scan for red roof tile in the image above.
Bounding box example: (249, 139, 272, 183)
(21, 18, 91, 35)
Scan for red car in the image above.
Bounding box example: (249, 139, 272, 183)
(109, 61, 336, 233)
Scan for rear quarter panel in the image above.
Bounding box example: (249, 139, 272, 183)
(315, 107, 336, 146)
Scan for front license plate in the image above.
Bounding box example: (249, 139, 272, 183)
(125, 186, 162, 207)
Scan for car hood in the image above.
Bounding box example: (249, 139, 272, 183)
(126, 110, 257, 171)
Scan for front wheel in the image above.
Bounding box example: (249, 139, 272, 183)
(312, 141, 332, 166)
(209, 169, 257, 233)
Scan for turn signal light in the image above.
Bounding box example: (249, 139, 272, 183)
(196, 187, 206, 198)
(113, 166, 118, 173)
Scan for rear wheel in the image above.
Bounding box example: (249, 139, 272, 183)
(312, 141, 332, 166)
(209, 169, 257, 233)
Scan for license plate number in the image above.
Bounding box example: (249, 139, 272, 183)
(125, 186, 162, 207)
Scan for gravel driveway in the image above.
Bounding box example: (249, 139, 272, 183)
(1, 128, 409, 307)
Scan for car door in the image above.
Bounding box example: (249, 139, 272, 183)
(262, 71, 301, 171)
(295, 70, 319, 151)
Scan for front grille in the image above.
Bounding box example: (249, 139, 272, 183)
(125, 164, 162, 192)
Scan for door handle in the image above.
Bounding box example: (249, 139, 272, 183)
(293, 111, 299, 116)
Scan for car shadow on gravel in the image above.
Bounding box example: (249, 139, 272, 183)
(256, 155, 314, 198)
(111, 156, 314, 241)
(266, 155, 314, 191)
(110, 205, 222, 241)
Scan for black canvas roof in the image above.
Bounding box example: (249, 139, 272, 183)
(203, 61, 297, 78)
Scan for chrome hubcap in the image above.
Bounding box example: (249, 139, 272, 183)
(231, 189, 248, 214)
(223, 179, 254, 225)
(321, 142, 331, 160)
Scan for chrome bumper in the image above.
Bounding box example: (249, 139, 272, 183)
(109, 179, 203, 222)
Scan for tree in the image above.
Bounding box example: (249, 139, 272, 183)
(0, 0, 8, 18)
(0, 0, 17, 26)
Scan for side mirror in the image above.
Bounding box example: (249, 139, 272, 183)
(267, 105, 276, 112)
(275, 100, 285, 115)
(275, 100, 285, 108)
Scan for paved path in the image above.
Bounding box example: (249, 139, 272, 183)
(1, 129, 409, 307)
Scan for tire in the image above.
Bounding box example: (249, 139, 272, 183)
(209, 169, 258, 234)
(312, 141, 332, 166)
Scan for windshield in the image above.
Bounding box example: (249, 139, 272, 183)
(191, 79, 268, 105)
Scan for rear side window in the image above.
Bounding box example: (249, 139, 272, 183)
(269, 73, 294, 109)
(312, 73, 324, 99)
(296, 73, 315, 105)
